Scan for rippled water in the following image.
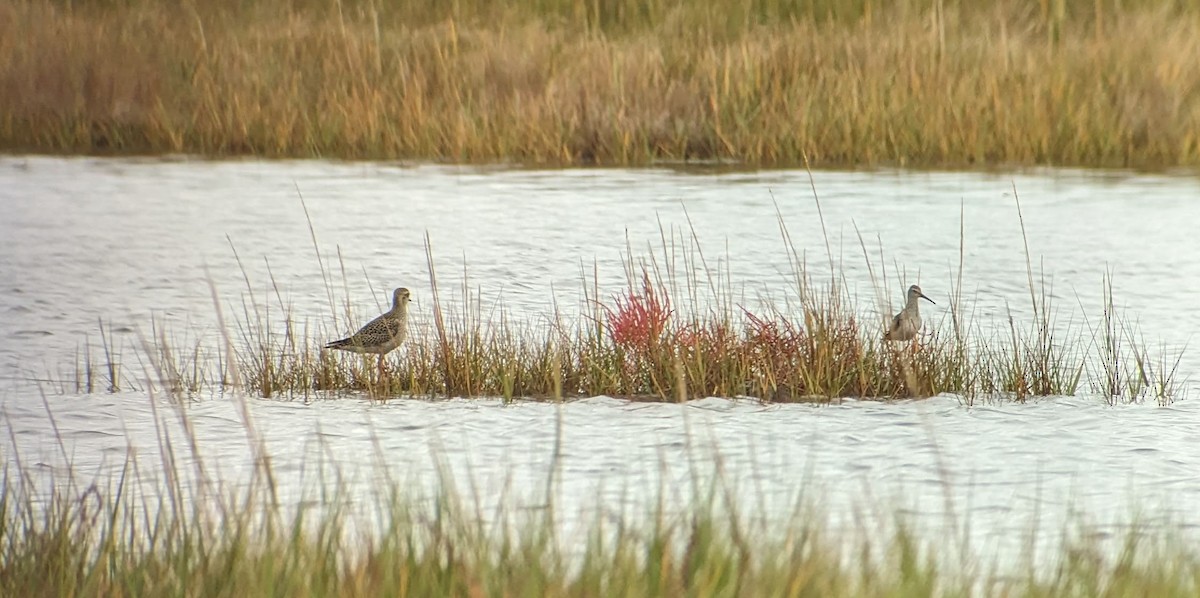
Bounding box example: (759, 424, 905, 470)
(3, 156, 1200, 567)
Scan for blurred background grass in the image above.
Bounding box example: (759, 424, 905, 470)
(1, 0, 1197, 167)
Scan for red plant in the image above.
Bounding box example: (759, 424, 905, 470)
(677, 321, 733, 352)
(742, 308, 807, 376)
(604, 273, 672, 353)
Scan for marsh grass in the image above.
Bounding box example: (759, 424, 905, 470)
(3, 394, 1200, 597)
(1079, 271, 1189, 406)
(62, 192, 1185, 406)
(2, 0, 1199, 167)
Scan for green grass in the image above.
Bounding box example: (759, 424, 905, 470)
(1, 0, 1199, 167)
(2, 403, 1199, 597)
(59, 193, 1186, 405)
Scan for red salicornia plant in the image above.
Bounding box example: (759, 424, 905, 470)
(605, 272, 673, 353)
(601, 272, 676, 395)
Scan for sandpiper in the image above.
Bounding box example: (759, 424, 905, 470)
(326, 288, 412, 371)
(884, 284, 935, 342)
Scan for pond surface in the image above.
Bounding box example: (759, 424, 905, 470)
(3, 156, 1200, 568)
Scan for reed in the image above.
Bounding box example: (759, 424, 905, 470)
(2, 0, 1198, 168)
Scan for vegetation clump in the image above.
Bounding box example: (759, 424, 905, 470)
(68, 218, 1184, 406)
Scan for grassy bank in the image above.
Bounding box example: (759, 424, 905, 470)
(65, 199, 1185, 405)
(2, 0, 1199, 168)
(2, 416, 1198, 597)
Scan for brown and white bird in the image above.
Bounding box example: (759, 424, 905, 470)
(884, 285, 935, 341)
(326, 287, 412, 357)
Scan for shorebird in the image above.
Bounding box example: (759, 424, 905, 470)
(884, 285, 935, 342)
(326, 287, 412, 374)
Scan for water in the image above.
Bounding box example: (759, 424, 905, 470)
(3, 156, 1200, 569)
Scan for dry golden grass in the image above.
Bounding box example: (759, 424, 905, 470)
(1, 0, 1199, 167)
